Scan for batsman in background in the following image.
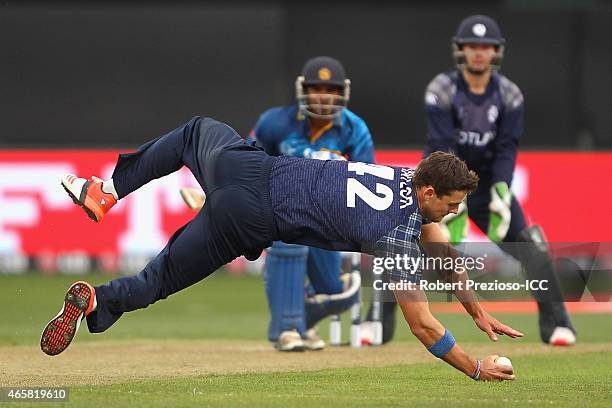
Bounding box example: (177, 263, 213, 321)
(424, 14, 575, 345)
(252, 56, 369, 352)
(181, 56, 394, 350)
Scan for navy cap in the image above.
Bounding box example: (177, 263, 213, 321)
(454, 15, 504, 46)
(301, 56, 346, 88)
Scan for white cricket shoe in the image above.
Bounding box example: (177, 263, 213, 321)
(304, 328, 325, 351)
(549, 326, 576, 346)
(274, 330, 305, 352)
(61, 174, 117, 222)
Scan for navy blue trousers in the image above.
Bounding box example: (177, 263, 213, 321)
(86, 117, 277, 333)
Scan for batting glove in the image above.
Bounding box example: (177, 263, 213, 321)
(305, 149, 346, 161)
(487, 182, 512, 242)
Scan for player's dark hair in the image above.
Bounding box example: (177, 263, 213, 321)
(413, 151, 479, 196)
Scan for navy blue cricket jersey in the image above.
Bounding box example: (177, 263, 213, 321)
(423, 70, 524, 194)
(270, 157, 427, 282)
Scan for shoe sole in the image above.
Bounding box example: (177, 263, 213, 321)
(549, 335, 576, 346)
(41, 281, 94, 356)
(304, 342, 325, 351)
(550, 339, 573, 346)
(274, 341, 305, 352)
(61, 181, 101, 222)
(275, 345, 305, 352)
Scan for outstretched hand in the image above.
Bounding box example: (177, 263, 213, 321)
(473, 310, 524, 341)
(479, 355, 516, 381)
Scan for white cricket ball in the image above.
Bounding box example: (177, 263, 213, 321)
(495, 356, 513, 367)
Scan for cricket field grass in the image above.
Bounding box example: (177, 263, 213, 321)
(1, 273, 611, 407)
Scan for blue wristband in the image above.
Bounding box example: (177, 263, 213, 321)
(427, 329, 456, 358)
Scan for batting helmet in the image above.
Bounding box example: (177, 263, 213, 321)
(452, 15, 505, 71)
(295, 56, 351, 120)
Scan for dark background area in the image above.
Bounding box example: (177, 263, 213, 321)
(1, 0, 610, 149)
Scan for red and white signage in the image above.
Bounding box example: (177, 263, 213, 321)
(1, 150, 610, 257)
(376, 151, 612, 243)
(0, 150, 198, 257)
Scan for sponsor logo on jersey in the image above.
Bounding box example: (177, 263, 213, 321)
(457, 130, 495, 146)
(487, 105, 499, 123)
(399, 168, 415, 210)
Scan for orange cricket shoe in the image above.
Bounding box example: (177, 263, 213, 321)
(40, 281, 96, 356)
(61, 174, 117, 222)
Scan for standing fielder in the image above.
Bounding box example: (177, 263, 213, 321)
(41, 116, 522, 380)
(424, 14, 575, 345)
(181, 56, 395, 350)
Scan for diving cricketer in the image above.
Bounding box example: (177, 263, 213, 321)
(41, 118, 522, 381)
